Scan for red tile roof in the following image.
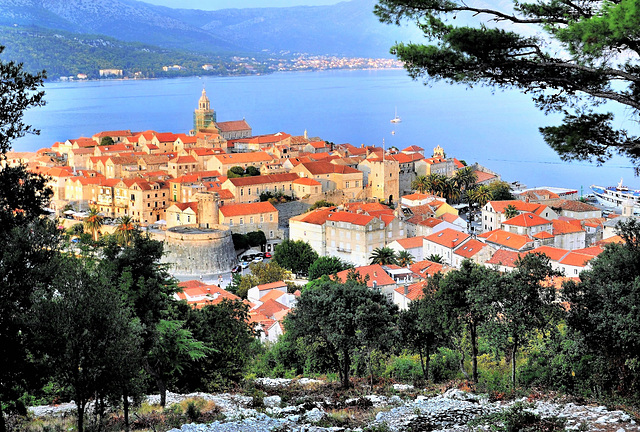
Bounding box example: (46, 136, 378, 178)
(526, 246, 569, 261)
(486, 250, 522, 268)
(334, 264, 395, 288)
(559, 252, 594, 267)
(256, 281, 289, 291)
(291, 207, 336, 225)
(326, 211, 375, 226)
(216, 120, 251, 132)
(503, 212, 551, 227)
(479, 229, 532, 250)
(213, 152, 274, 164)
(454, 239, 488, 258)
(409, 260, 445, 277)
(552, 219, 584, 235)
(394, 236, 426, 250)
(425, 228, 470, 248)
(219, 201, 278, 217)
(298, 161, 361, 175)
(394, 282, 427, 301)
(292, 177, 321, 186)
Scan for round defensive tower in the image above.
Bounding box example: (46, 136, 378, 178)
(160, 191, 235, 277)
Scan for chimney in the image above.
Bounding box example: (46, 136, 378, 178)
(404, 284, 409, 296)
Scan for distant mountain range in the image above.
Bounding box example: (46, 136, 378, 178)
(0, 0, 422, 58)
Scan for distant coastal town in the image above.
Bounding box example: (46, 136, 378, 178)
(58, 55, 403, 82)
(9, 88, 625, 341)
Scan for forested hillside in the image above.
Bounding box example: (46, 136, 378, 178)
(0, 26, 270, 78)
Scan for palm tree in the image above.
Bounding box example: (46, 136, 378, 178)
(115, 215, 137, 246)
(397, 250, 415, 267)
(426, 254, 444, 264)
(454, 166, 478, 191)
(468, 185, 492, 208)
(369, 247, 398, 265)
(504, 204, 518, 219)
(428, 173, 448, 197)
(444, 177, 461, 203)
(84, 206, 103, 242)
(411, 175, 430, 193)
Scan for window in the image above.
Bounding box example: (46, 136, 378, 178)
(331, 240, 336, 247)
(248, 188, 251, 195)
(346, 181, 350, 188)
(187, 215, 191, 223)
(388, 231, 392, 238)
(356, 233, 360, 241)
(229, 219, 233, 226)
(270, 214, 273, 221)
(240, 218, 244, 225)
(260, 215, 264, 223)
(250, 216, 254, 224)
(240, 189, 244, 196)
(270, 230, 274, 238)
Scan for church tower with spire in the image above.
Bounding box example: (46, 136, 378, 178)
(193, 88, 217, 133)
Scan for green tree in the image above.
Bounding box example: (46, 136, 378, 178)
(504, 204, 519, 220)
(439, 260, 499, 383)
(234, 261, 292, 298)
(0, 45, 45, 154)
(272, 239, 318, 276)
(487, 253, 560, 389)
(232, 233, 249, 250)
(454, 166, 477, 191)
(227, 166, 245, 178)
(100, 136, 114, 146)
(308, 256, 353, 280)
(467, 185, 492, 208)
(399, 277, 449, 380)
(375, 0, 640, 170)
(246, 230, 267, 248)
(308, 199, 335, 211)
(397, 250, 415, 267)
(488, 180, 515, 201)
(285, 278, 398, 387)
(244, 165, 260, 176)
(84, 206, 103, 242)
(427, 254, 444, 264)
(0, 86, 60, 430)
(30, 256, 142, 432)
(411, 175, 430, 193)
(563, 219, 640, 396)
(178, 299, 256, 390)
(369, 246, 398, 265)
(115, 214, 137, 246)
(101, 233, 201, 408)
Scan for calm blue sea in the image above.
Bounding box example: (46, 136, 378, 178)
(15, 69, 639, 192)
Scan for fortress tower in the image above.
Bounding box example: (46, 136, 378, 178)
(193, 88, 217, 133)
(194, 190, 220, 228)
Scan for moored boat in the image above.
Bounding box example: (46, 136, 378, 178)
(590, 179, 640, 211)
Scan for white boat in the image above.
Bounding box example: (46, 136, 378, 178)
(390, 107, 401, 123)
(591, 178, 640, 211)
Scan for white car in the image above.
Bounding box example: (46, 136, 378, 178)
(253, 256, 264, 263)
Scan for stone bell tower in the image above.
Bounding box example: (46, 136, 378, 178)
(193, 88, 217, 134)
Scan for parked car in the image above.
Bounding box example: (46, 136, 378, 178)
(253, 256, 264, 263)
(231, 265, 241, 273)
(264, 252, 272, 258)
(240, 261, 250, 269)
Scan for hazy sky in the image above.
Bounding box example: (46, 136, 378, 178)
(139, 0, 342, 10)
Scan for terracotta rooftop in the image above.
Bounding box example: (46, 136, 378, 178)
(298, 161, 360, 175)
(334, 264, 395, 288)
(394, 282, 427, 301)
(453, 239, 488, 258)
(216, 120, 251, 132)
(479, 229, 533, 250)
(486, 249, 522, 268)
(219, 201, 278, 217)
(425, 228, 470, 248)
(503, 212, 551, 228)
(394, 236, 426, 250)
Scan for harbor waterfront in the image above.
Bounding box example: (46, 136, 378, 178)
(17, 69, 639, 191)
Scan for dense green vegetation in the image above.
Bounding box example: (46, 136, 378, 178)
(0, 26, 271, 80)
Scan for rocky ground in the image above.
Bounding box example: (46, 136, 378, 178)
(29, 378, 640, 432)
